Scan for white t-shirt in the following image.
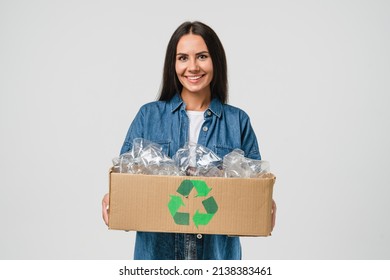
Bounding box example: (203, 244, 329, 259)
(187, 110, 205, 167)
(187, 110, 205, 144)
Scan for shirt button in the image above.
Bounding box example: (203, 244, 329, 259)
(197, 234, 203, 239)
(207, 111, 212, 116)
(202, 126, 208, 132)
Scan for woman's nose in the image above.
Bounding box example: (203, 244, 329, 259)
(188, 58, 199, 71)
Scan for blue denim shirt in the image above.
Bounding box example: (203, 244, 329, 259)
(120, 94, 261, 260)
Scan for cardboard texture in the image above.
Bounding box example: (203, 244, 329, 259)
(108, 169, 275, 236)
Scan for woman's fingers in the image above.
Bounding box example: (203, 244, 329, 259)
(271, 199, 277, 231)
(102, 193, 110, 226)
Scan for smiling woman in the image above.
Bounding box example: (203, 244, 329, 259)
(160, 21, 228, 105)
(101, 21, 276, 260)
(175, 34, 214, 110)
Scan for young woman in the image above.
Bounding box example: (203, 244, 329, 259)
(102, 21, 276, 260)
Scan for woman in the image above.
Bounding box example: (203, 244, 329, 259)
(102, 21, 276, 260)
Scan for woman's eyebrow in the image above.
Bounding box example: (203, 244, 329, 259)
(176, 51, 209, 56)
(196, 51, 209, 55)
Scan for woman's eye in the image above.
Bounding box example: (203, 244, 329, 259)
(178, 56, 188, 61)
(198, 54, 208, 60)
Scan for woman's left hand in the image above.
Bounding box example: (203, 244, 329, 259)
(271, 199, 277, 233)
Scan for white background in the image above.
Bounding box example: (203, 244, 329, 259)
(1, 0, 389, 259)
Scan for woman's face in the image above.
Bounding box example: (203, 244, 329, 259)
(175, 34, 214, 97)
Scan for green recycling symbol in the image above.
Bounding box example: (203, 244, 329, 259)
(168, 179, 218, 228)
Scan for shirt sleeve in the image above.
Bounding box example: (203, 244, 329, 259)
(240, 111, 262, 160)
(119, 106, 145, 155)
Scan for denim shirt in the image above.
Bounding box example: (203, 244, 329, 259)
(120, 94, 261, 260)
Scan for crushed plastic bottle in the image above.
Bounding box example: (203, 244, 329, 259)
(223, 149, 270, 178)
(173, 143, 223, 177)
(112, 138, 182, 176)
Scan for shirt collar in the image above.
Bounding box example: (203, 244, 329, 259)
(208, 97, 222, 118)
(170, 93, 222, 118)
(170, 93, 184, 112)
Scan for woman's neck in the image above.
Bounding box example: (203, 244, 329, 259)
(181, 90, 211, 111)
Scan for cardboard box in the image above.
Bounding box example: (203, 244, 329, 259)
(108, 169, 275, 236)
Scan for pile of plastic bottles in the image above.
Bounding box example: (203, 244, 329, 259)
(112, 138, 270, 178)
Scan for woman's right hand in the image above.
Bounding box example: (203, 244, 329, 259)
(102, 193, 109, 226)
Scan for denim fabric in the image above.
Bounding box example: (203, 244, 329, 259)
(120, 93, 261, 260)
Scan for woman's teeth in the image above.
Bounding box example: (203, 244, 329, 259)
(188, 75, 202, 80)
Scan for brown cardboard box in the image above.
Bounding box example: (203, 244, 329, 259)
(108, 169, 275, 236)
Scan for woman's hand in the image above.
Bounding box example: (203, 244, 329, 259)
(271, 199, 277, 233)
(102, 193, 110, 226)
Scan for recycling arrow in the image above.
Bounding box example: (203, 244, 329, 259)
(193, 211, 214, 227)
(193, 196, 218, 228)
(168, 195, 189, 225)
(177, 179, 212, 197)
(168, 195, 184, 216)
(192, 180, 212, 197)
(168, 179, 218, 228)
